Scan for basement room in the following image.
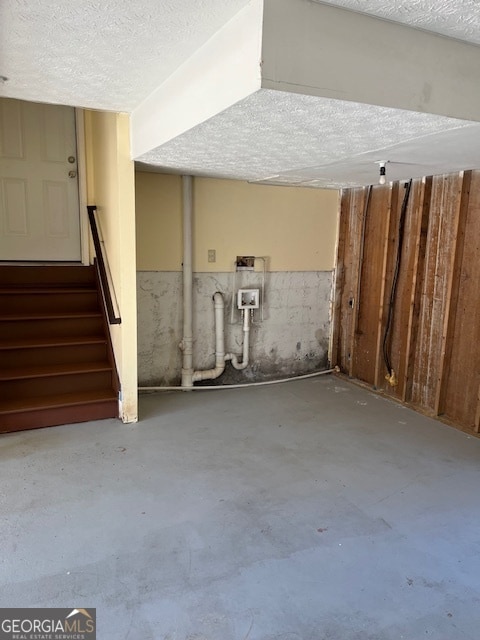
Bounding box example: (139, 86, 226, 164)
(0, 1, 479, 639)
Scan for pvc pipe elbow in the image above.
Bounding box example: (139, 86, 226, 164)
(193, 363, 225, 382)
(213, 291, 224, 307)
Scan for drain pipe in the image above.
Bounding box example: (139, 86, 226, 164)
(178, 176, 251, 385)
(139, 367, 337, 392)
(180, 175, 194, 389)
(193, 292, 227, 382)
(229, 309, 250, 370)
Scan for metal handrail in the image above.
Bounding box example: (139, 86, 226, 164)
(87, 205, 121, 325)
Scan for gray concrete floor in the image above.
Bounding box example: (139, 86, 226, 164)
(1, 376, 480, 640)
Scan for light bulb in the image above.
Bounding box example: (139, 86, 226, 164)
(379, 174, 386, 185)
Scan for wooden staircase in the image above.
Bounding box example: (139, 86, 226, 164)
(0, 265, 119, 433)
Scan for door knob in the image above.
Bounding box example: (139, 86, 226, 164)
(68, 170, 77, 178)
(68, 156, 76, 164)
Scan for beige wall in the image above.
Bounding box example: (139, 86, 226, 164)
(84, 110, 138, 423)
(135, 172, 182, 271)
(135, 173, 339, 272)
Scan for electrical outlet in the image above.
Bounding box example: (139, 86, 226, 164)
(208, 249, 216, 263)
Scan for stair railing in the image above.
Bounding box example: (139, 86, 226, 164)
(87, 205, 121, 325)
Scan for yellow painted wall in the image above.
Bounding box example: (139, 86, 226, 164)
(135, 173, 339, 272)
(84, 110, 138, 423)
(135, 172, 182, 271)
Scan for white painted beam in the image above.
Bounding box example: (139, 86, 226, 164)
(131, 0, 263, 159)
(261, 0, 480, 122)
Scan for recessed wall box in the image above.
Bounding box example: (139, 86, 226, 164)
(236, 256, 255, 271)
(237, 288, 260, 309)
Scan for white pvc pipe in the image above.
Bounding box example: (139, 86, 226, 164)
(180, 175, 194, 388)
(193, 292, 226, 382)
(138, 367, 336, 392)
(229, 309, 250, 370)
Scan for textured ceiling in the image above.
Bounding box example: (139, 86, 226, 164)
(2, 0, 480, 186)
(136, 89, 480, 188)
(2, 0, 480, 112)
(316, 0, 480, 45)
(0, 0, 250, 111)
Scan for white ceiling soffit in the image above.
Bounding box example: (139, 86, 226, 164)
(136, 89, 480, 189)
(315, 0, 480, 45)
(0, 0, 251, 111)
(130, 0, 263, 159)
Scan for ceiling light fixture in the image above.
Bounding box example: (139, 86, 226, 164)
(375, 160, 389, 185)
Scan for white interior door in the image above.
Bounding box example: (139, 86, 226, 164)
(0, 98, 81, 261)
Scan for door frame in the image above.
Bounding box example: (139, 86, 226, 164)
(75, 108, 90, 266)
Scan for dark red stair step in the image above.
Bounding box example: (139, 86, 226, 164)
(0, 313, 104, 340)
(0, 288, 99, 315)
(0, 265, 96, 288)
(0, 390, 118, 433)
(0, 338, 108, 370)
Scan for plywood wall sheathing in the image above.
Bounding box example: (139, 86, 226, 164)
(402, 177, 432, 403)
(332, 188, 365, 375)
(434, 171, 471, 416)
(334, 170, 480, 434)
(373, 183, 397, 389)
(442, 171, 480, 428)
(411, 173, 465, 412)
(353, 187, 390, 385)
(330, 190, 350, 370)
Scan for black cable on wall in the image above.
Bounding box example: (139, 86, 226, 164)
(382, 179, 413, 382)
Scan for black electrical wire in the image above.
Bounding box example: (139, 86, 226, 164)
(382, 179, 413, 377)
(354, 185, 372, 334)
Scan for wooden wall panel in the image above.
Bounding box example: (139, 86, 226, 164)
(332, 188, 366, 374)
(352, 186, 390, 384)
(331, 190, 352, 372)
(434, 172, 471, 415)
(383, 179, 427, 400)
(411, 173, 464, 411)
(402, 178, 432, 404)
(443, 172, 480, 428)
(333, 170, 480, 435)
(373, 183, 399, 390)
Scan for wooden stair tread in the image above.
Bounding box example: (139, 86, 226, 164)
(0, 265, 95, 287)
(0, 287, 97, 294)
(0, 336, 107, 350)
(0, 361, 112, 381)
(0, 312, 102, 321)
(0, 389, 117, 414)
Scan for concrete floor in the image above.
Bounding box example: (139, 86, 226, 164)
(1, 376, 480, 640)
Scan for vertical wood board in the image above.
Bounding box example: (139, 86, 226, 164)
(443, 171, 480, 427)
(434, 171, 471, 415)
(335, 188, 365, 373)
(411, 173, 463, 411)
(331, 190, 351, 370)
(384, 180, 423, 400)
(374, 183, 397, 389)
(403, 177, 432, 403)
(353, 186, 390, 385)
